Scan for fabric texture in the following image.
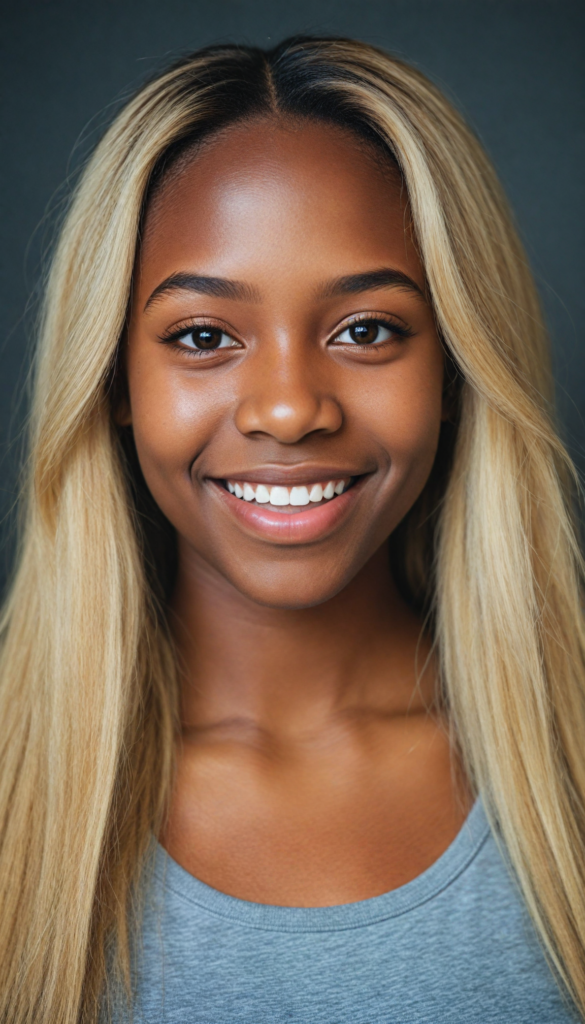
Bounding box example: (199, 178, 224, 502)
(122, 800, 577, 1023)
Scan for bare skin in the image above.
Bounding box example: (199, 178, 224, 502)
(124, 116, 471, 907)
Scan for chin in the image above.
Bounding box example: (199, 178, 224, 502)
(228, 561, 357, 611)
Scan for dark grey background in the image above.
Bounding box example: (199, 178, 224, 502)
(1, 0, 584, 591)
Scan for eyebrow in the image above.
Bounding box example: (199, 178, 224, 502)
(319, 268, 425, 300)
(144, 273, 260, 311)
(143, 265, 424, 313)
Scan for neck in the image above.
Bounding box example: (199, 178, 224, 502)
(170, 539, 436, 741)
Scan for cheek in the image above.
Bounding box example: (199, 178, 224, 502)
(389, 383, 442, 462)
(126, 354, 217, 504)
(367, 356, 444, 507)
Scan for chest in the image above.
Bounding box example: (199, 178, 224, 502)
(131, 831, 574, 1024)
(161, 718, 471, 906)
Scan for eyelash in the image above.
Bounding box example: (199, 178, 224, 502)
(158, 323, 237, 356)
(331, 315, 413, 347)
(158, 314, 413, 354)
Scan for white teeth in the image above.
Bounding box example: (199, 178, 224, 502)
(290, 486, 310, 506)
(269, 486, 290, 506)
(227, 478, 350, 504)
(255, 484, 270, 503)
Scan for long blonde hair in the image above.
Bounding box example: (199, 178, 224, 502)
(0, 37, 583, 1023)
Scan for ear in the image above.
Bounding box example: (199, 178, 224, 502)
(114, 395, 132, 427)
(111, 339, 132, 426)
(441, 350, 460, 422)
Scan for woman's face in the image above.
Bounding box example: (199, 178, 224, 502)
(125, 117, 445, 608)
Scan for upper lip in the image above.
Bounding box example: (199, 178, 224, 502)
(208, 466, 369, 486)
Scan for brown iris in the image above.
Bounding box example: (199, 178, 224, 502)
(348, 322, 382, 344)
(189, 327, 224, 349)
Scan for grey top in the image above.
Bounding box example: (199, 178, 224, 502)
(125, 800, 578, 1023)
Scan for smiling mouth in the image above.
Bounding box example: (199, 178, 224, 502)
(221, 477, 356, 513)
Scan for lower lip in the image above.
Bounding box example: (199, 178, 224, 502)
(211, 480, 364, 544)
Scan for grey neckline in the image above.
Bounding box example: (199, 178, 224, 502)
(154, 799, 490, 933)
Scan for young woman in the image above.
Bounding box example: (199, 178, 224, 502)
(0, 36, 584, 1024)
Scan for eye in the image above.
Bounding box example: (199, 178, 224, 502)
(178, 326, 236, 350)
(334, 320, 397, 345)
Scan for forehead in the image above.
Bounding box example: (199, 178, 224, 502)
(137, 117, 422, 293)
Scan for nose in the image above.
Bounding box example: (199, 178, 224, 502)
(234, 344, 343, 444)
